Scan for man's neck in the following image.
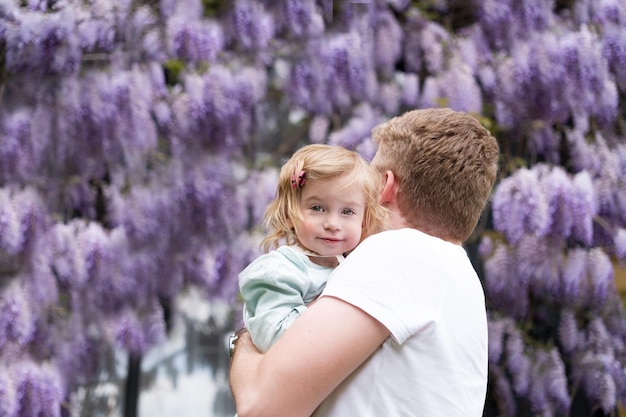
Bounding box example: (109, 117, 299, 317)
(388, 210, 409, 230)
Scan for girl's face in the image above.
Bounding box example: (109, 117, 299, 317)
(293, 177, 365, 260)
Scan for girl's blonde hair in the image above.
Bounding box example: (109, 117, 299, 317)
(261, 144, 389, 252)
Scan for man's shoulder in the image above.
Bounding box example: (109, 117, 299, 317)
(361, 228, 425, 246)
(353, 229, 452, 263)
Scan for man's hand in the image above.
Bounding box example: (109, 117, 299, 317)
(229, 327, 250, 359)
(230, 328, 256, 360)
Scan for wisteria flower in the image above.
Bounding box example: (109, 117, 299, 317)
(491, 167, 551, 244)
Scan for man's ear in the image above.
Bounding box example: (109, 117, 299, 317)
(380, 170, 397, 204)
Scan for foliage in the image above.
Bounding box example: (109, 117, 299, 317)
(1, 0, 625, 415)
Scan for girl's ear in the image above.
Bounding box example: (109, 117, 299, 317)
(379, 170, 397, 204)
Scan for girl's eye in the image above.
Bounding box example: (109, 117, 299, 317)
(311, 205, 324, 212)
(341, 208, 356, 215)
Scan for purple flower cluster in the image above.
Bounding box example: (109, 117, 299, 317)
(420, 59, 484, 114)
(0, 359, 64, 417)
(288, 30, 378, 115)
(2, 0, 626, 415)
(482, 235, 616, 315)
(488, 316, 572, 414)
(484, 142, 625, 412)
(169, 18, 224, 64)
(226, 0, 275, 51)
(14, 361, 64, 417)
(3, 6, 81, 76)
(484, 160, 626, 413)
(492, 164, 600, 246)
(489, 315, 581, 414)
(178, 65, 267, 152)
(567, 132, 626, 255)
(328, 104, 384, 151)
(105, 305, 166, 355)
(472, 5, 624, 168)
(279, 0, 325, 39)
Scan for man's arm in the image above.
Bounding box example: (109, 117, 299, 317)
(229, 295, 390, 417)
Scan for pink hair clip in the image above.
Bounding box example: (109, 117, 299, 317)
(291, 170, 306, 190)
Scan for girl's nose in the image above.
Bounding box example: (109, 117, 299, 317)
(324, 215, 341, 230)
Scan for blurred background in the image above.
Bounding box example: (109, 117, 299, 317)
(1, 0, 626, 416)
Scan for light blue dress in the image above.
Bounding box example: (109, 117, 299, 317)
(239, 245, 337, 352)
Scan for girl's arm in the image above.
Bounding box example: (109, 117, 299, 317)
(229, 295, 390, 417)
(241, 270, 309, 352)
(240, 252, 315, 352)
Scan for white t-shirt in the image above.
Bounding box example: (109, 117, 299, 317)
(314, 228, 488, 417)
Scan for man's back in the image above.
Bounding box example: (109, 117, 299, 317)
(315, 228, 488, 416)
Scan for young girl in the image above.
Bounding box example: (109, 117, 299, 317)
(238, 144, 389, 352)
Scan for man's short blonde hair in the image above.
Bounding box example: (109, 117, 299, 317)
(372, 108, 500, 242)
(261, 144, 389, 252)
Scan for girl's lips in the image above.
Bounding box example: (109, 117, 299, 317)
(320, 237, 342, 243)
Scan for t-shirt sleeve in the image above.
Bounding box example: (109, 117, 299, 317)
(239, 253, 309, 352)
(321, 231, 444, 345)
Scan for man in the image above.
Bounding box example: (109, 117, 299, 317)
(229, 108, 500, 417)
